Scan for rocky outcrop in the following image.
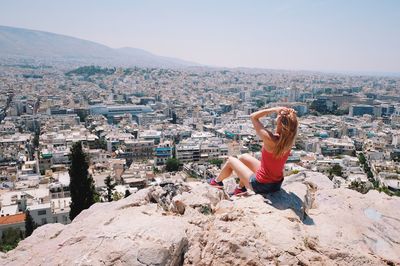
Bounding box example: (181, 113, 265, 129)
(1, 171, 399, 265)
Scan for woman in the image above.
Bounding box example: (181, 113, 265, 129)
(208, 106, 298, 196)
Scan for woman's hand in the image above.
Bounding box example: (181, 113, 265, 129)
(273, 106, 290, 114)
(251, 106, 295, 120)
(278, 107, 297, 115)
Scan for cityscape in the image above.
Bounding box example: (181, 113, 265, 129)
(1, 59, 400, 247)
(0, 1, 399, 265)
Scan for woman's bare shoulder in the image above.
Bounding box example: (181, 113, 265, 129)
(262, 141, 276, 152)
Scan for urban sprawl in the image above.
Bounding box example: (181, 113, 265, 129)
(1, 65, 400, 237)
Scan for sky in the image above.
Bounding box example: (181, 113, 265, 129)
(1, 0, 399, 73)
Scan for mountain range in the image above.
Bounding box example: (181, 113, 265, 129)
(0, 25, 198, 68)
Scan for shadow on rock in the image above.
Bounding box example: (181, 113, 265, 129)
(262, 189, 315, 225)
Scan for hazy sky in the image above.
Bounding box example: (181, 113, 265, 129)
(1, 0, 399, 73)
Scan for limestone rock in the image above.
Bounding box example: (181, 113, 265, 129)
(1, 171, 399, 266)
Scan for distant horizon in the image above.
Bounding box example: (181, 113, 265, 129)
(1, 12, 400, 77)
(1, 1, 400, 74)
(3, 24, 400, 78)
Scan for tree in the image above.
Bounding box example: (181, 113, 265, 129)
(124, 189, 132, 198)
(249, 144, 262, 152)
(93, 192, 101, 203)
(358, 153, 366, 165)
(329, 164, 343, 177)
(165, 158, 180, 172)
(171, 112, 177, 124)
(152, 166, 160, 174)
(291, 169, 300, 175)
(69, 142, 96, 221)
(32, 129, 40, 150)
(25, 210, 36, 237)
(94, 138, 107, 150)
(0, 228, 23, 252)
(209, 158, 223, 168)
(113, 191, 123, 201)
(104, 175, 116, 202)
(76, 110, 88, 123)
(256, 99, 264, 108)
(309, 100, 317, 111)
(348, 180, 372, 194)
(65, 65, 116, 77)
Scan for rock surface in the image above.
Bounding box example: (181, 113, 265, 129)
(1, 171, 400, 266)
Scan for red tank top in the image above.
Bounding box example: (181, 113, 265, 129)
(255, 147, 290, 183)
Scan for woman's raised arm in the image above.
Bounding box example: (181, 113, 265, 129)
(250, 107, 281, 120)
(250, 107, 284, 145)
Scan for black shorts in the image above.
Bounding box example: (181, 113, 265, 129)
(249, 174, 283, 194)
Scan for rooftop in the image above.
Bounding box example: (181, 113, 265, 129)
(0, 213, 25, 225)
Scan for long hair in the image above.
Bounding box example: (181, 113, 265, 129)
(273, 111, 298, 158)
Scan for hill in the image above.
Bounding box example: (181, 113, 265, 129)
(0, 25, 198, 68)
(1, 171, 399, 265)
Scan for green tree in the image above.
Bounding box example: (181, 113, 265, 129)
(69, 142, 96, 221)
(209, 158, 223, 168)
(124, 189, 131, 198)
(94, 138, 107, 150)
(348, 180, 368, 194)
(291, 169, 300, 175)
(0, 228, 23, 252)
(358, 153, 366, 165)
(113, 191, 123, 201)
(76, 110, 88, 122)
(249, 144, 262, 152)
(310, 100, 317, 111)
(65, 65, 116, 77)
(24, 210, 36, 237)
(93, 192, 101, 203)
(171, 112, 177, 124)
(329, 164, 343, 177)
(256, 99, 264, 108)
(152, 166, 160, 174)
(104, 175, 116, 202)
(357, 152, 378, 187)
(32, 131, 40, 149)
(165, 158, 180, 172)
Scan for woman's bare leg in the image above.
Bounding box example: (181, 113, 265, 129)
(216, 156, 254, 189)
(238, 154, 261, 188)
(238, 153, 261, 173)
(216, 160, 234, 181)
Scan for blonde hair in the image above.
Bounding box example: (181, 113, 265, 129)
(273, 110, 298, 158)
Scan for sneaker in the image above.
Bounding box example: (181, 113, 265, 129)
(231, 186, 248, 196)
(207, 178, 224, 188)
